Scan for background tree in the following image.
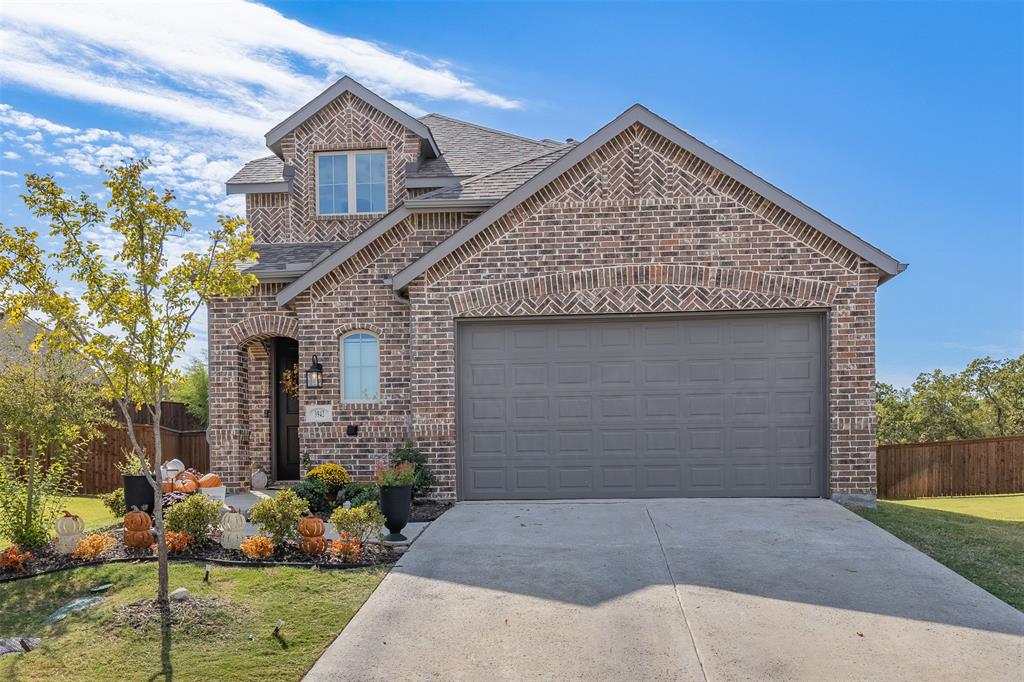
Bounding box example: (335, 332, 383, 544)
(964, 356, 1024, 436)
(0, 160, 256, 606)
(876, 354, 1024, 444)
(0, 334, 110, 546)
(169, 356, 209, 429)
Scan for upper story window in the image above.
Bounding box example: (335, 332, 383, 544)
(341, 332, 380, 401)
(316, 151, 387, 216)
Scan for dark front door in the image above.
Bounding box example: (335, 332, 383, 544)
(273, 337, 300, 480)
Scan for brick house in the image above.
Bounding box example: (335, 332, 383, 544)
(210, 76, 905, 505)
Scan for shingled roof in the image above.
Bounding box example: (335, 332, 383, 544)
(245, 241, 344, 282)
(410, 143, 577, 203)
(412, 114, 564, 178)
(226, 156, 288, 195)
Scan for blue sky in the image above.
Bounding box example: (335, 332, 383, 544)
(0, 1, 1021, 384)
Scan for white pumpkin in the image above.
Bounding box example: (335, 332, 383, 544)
(55, 512, 85, 554)
(220, 507, 247, 550)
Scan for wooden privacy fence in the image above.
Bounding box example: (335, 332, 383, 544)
(877, 435, 1024, 499)
(77, 423, 209, 495)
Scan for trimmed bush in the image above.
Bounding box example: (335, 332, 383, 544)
(330, 502, 384, 544)
(101, 487, 127, 518)
(249, 489, 308, 545)
(163, 493, 221, 546)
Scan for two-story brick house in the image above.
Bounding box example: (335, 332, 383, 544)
(209, 76, 905, 505)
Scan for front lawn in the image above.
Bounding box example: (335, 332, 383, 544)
(0, 562, 387, 681)
(1, 495, 118, 549)
(855, 495, 1023, 611)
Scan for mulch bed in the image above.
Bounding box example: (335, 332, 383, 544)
(411, 499, 453, 522)
(0, 526, 402, 583)
(1, 500, 452, 583)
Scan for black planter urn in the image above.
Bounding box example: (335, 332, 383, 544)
(379, 485, 412, 542)
(123, 474, 155, 513)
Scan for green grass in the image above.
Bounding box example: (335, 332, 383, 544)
(0, 562, 388, 681)
(884, 494, 1023, 521)
(1, 495, 118, 549)
(855, 495, 1024, 611)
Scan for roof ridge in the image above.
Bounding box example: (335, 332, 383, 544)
(419, 112, 559, 149)
(412, 144, 576, 202)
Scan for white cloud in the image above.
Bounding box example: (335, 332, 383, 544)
(0, 102, 76, 134)
(2, 150, 19, 160)
(0, 0, 519, 141)
(0, 170, 16, 177)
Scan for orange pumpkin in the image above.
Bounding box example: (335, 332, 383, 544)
(198, 473, 222, 488)
(124, 529, 153, 548)
(161, 480, 173, 493)
(175, 470, 199, 484)
(300, 536, 328, 555)
(124, 508, 152, 532)
(174, 479, 198, 494)
(298, 515, 325, 538)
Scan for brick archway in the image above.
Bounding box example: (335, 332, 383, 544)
(227, 313, 299, 346)
(449, 264, 837, 316)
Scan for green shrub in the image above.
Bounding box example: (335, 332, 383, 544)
(101, 487, 126, 518)
(390, 443, 435, 498)
(306, 463, 350, 493)
(293, 478, 333, 514)
(342, 482, 379, 507)
(330, 502, 384, 544)
(249, 488, 308, 545)
(163, 493, 221, 545)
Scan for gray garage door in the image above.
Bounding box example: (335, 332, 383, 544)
(458, 314, 825, 499)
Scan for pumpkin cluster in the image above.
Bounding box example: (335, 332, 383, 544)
(162, 469, 222, 494)
(298, 514, 327, 555)
(124, 507, 155, 548)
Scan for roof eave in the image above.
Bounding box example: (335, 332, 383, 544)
(226, 181, 290, 196)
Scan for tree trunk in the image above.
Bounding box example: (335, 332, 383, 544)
(152, 400, 169, 606)
(24, 435, 37, 542)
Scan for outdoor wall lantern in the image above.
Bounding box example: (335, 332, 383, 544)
(305, 355, 323, 389)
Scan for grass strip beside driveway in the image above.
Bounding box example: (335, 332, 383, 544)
(855, 496, 1023, 612)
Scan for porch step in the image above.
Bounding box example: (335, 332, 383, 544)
(267, 480, 300, 490)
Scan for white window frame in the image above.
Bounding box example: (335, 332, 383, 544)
(315, 150, 388, 217)
(339, 330, 381, 403)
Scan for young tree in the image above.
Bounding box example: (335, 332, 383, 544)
(0, 160, 256, 604)
(0, 334, 110, 546)
(169, 356, 209, 429)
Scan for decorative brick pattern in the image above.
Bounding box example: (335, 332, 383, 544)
(276, 92, 422, 243)
(245, 193, 291, 243)
(210, 100, 883, 501)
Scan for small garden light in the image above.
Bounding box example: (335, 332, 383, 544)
(305, 355, 323, 389)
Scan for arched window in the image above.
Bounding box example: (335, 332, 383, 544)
(341, 332, 380, 401)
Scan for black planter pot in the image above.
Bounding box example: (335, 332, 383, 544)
(379, 485, 412, 542)
(123, 475, 155, 514)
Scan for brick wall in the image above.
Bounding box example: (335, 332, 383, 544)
(211, 118, 879, 501)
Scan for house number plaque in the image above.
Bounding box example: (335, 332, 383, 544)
(305, 404, 333, 423)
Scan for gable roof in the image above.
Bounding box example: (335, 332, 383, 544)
(264, 76, 440, 158)
(413, 114, 564, 178)
(392, 104, 907, 290)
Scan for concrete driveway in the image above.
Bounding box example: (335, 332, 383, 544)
(305, 499, 1024, 681)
